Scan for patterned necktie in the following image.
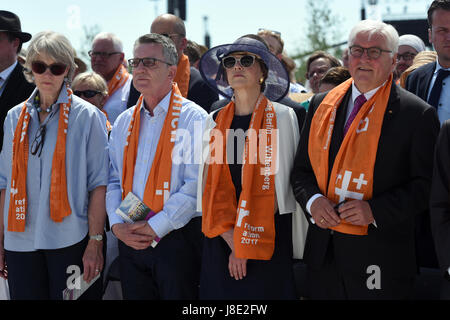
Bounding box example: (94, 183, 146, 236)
(428, 69, 450, 109)
(344, 94, 367, 135)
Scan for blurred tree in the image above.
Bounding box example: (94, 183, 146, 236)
(78, 24, 101, 70)
(292, 0, 345, 85)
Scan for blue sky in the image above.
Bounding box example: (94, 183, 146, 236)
(3, 0, 431, 65)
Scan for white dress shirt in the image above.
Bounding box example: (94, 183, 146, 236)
(427, 59, 450, 125)
(102, 75, 132, 125)
(106, 89, 207, 238)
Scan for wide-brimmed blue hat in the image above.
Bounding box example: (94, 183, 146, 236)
(199, 37, 290, 102)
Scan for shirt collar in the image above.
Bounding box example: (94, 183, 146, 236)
(140, 89, 172, 116)
(351, 81, 385, 103)
(435, 59, 450, 73)
(25, 84, 71, 110)
(0, 61, 18, 82)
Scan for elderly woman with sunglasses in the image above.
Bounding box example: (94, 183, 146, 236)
(197, 36, 301, 299)
(72, 71, 112, 132)
(0, 31, 109, 300)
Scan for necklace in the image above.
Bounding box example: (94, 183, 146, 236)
(34, 94, 53, 113)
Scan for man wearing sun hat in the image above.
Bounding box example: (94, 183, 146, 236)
(0, 10, 34, 151)
(394, 34, 426, 82)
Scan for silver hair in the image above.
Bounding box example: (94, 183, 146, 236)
(92, 32, 123, 52)
(348, 20, 399, 56)
(133, 33, 178, 66)
(24, 31, 76, 83)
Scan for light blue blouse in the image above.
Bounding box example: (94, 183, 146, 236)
(0, 86, 109, 251)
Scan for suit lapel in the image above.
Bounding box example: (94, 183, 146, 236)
(0, 63, 23, 108)
(419, 62, 436, 101)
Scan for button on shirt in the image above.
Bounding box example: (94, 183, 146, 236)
(0, 87, 109, 251)
(427, 60, 450, 125)
(106, 89, 207, 238)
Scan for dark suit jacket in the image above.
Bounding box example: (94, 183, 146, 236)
(210, 96, 307, 133)
(126, 67, 218, 113)
(291, 83, 440, 296)
(430, 120, 450, 276)
(405, 62, 436, 102)
(0, 63, 35, 150)
(405, 61, 441, 269)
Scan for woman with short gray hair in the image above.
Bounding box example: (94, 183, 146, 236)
(0, 31, 109, 300)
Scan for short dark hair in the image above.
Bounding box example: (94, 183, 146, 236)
(306, 51, 341, 74)
(427, 0, 450, 27)
(184, 40, 201, 65)
(319, 67, 351, 87)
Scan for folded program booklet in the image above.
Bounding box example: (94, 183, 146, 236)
(115, 192, 159, 248)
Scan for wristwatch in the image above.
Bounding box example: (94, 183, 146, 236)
(89, 234, 103, 241)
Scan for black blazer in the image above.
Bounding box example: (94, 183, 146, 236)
(405, 62, 436, 102)
(210, 96, 307, 133)
(0, 63, 35, 150)
(291, 83, 440, 282)
(430, 120, 450, 276)
(126, 67, 218, 113)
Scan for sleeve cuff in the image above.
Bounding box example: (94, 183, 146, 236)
(306, 193, 324, 216)
(148, 211, 173, 238)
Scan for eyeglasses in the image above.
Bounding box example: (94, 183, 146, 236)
(307, 68, 329, 79)
(31, 125, 46, 157)
(74, 90, 102, 98)
(349, 45, 392, 59)
(397, 53, 416, 61)
(31, 61, 67, 76)
(88, 51, 122, 59)
(128, 57, 173, 68)
(222, 55, 257, 69)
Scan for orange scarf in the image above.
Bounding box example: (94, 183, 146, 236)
(107, 64, 130, 100)
(202, 94, 278, 260)
(173, 54, 190, 98)
(101, 109, 112, 133)
(8, 86, 72, 232)
(308, 76, 393, 235)
(121, 83, 183, 213)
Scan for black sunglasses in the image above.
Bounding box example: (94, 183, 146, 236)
(74, 90, 102, 98)
(31, 61, 67, 76)
(222, 55, 257, 69)
(31, 125, 46, 157)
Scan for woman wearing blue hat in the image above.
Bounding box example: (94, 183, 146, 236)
(197, 36, 301, 299)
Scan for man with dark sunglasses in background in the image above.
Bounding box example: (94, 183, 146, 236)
(0, 11, 34, 151)
(90, 32, 131, 124)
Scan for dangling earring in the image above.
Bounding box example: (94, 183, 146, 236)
(259, 77, 264, 84)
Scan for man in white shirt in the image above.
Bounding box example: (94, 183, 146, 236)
(89, 32, 132, 124)
(106, 33, 207, 299)
(0, 11, 34, 151)
(291, 20, 439, 299)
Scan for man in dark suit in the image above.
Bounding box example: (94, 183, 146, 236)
(0, 11, 34, 151)
(126, 14, 218, 113)
(430, 120, 450, 299)
(404, 0, 450, 291)
(405, 0, 450, 125)
(291, 20, 440, 299)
